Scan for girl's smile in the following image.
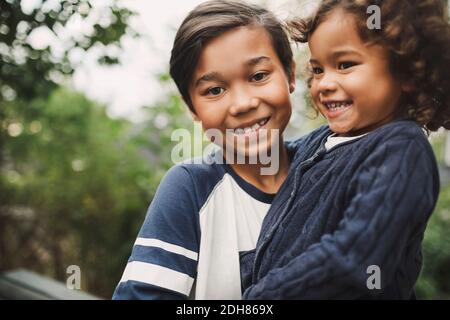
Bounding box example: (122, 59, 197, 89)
(320, 100, 353, 119)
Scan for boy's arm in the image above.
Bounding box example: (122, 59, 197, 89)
(113, 165, 200, 300)
(243, 137, 439, 299)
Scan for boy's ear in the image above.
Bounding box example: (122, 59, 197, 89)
(289, 82, 296, 94)
(182, 96, 200, 121)
(189, 109, 200, 122)
(289, 59, 297, 93)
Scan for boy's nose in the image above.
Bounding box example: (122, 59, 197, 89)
(228, 90, 259, 116)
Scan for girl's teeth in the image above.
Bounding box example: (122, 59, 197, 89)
(326, 102, 351, 111)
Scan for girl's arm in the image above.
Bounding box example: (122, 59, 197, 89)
(243, 136, 439, 299)
(112, 165, 200, 300)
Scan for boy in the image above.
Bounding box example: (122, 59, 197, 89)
(113, 0, 296, 300)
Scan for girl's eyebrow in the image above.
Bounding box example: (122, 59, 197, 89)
(331, 49, 362, 58)
(309, 50, 362, 64)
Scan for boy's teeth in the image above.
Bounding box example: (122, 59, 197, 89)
(234, 117, 269, 135)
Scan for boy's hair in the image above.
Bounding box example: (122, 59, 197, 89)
(169, 0, 294, 113)
(288, 0, 450, 131)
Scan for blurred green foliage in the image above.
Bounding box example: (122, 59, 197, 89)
(417, 183, 450, 299)
(1, 66, 199, 296)
(0, 0, 136, 101)
(1, 88, 154, 296)
(0, 0, 147, 297)
(416, 134, 450, 299)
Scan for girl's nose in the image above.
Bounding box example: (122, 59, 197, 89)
(228, 89, 259, 116)
(317, 73, 338, 94)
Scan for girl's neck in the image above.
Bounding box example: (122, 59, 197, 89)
(228, 141, 290, 194)
(336, 111, 399, 137)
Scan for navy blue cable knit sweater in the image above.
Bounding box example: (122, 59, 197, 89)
(242, 120, 439, 299)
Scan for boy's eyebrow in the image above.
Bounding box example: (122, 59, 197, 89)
(194, 72, 222, 88)
(245, 56, 270, 66)
(194, 56, 270, 88)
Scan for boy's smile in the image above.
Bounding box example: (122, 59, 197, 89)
(308, 10, 403, 136)
(189, 26, 294, 157)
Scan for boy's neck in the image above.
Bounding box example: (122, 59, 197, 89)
(228, 141, 290, 194)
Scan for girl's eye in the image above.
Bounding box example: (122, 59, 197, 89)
(338, 61, 356, 70)
(206, 87, 224, 96)
(251, 72, 268, 82)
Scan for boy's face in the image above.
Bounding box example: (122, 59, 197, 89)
(189, 26, 294, 157)
(309, 10, 403, 136)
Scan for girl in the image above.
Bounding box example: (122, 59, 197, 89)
(243, 0, 450, 299)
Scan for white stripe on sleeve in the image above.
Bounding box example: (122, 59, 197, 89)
(119, 261, 194, 296)
(134, 237, 198, 261)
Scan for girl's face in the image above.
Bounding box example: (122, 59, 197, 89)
(189, 26, 294, 158)
(309, 9, 403, 136)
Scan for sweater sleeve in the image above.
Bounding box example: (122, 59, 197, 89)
(243, 137, 439, 299)
(112, 164, 200, 300)
(240, 249, 256, 292)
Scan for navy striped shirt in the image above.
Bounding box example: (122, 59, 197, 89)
(112, 145, 296, 300)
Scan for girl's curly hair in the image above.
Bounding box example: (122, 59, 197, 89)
(288, 0, 450, 131)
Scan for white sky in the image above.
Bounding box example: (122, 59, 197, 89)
(72, 0, 205, 121)
(69, 0, 309, 121)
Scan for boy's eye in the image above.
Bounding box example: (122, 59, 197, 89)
(206, 87, 224, 96)
(312, 67, 323, 75)
(251, 72, 268, 82)
(338, 61, 356, 70)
